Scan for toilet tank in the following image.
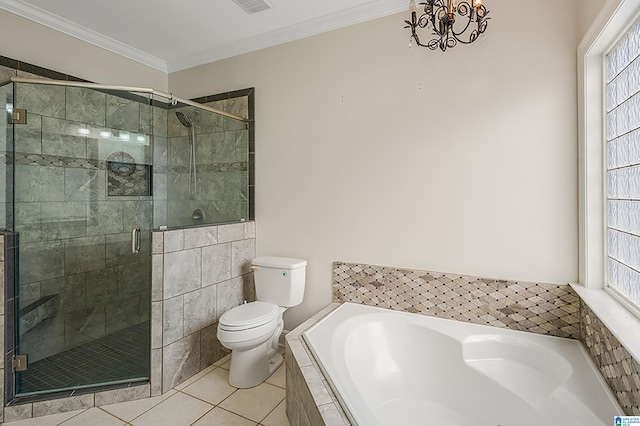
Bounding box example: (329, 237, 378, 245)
(251, 256, 307, 307)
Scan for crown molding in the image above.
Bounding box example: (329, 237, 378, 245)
(0, 0, 168, 72)
(168, 0, 408, 72)
(0, 0, 407, 74)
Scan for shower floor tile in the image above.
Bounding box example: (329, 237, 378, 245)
(18, 322, 150, 395)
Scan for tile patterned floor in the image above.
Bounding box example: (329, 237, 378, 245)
(3, 355, 290, 426)
(20, 322, 150, 394)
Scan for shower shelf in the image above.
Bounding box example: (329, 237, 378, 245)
(19, 294, 60, 336)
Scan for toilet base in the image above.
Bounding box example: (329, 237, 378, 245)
(228, 343, 284, 388)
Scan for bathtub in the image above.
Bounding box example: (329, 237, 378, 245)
(301, 302, 621, 426)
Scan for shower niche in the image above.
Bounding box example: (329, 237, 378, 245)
(0, 77, 250, 403)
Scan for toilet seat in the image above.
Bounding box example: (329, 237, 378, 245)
(219, 301, 279, 331)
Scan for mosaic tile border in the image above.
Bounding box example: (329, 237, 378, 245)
(581, 303, 640, 415)
(332, 261, 581, 339)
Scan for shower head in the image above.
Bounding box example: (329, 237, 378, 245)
(175, 111, 193, 128)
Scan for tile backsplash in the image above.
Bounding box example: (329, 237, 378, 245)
(333, 261, 581, 338)
(581, 303, 640, 415)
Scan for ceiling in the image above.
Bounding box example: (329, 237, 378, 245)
(0, 0, 407, 73)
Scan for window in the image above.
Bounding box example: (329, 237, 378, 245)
(605, 17, 640, 310)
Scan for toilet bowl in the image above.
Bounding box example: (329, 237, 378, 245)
(217, 256, 306, 388)
(218, 301, 285, 388)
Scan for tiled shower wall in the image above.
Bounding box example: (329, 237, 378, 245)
(0, 56, 257, 421)
(150, 221, 256, 395)
(158, 97, 250, 227)
(9, 81, 154, 363)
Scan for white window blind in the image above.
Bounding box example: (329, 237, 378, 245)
(605, 18, 640, 308)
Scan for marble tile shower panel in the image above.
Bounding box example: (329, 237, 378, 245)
(106, 93, 142, 133)
(196, 133, 235, 164)
(14, 165, 65, 202)
(14, 82, 65, 119)
(154, 172, 168, 199)
(162, 332, 201, 391)
(148, 104, 168, 137)
(218, 223, 244, 243)
(14, 202, 42, 242)
(64, 235, 107, 275)
(63, 306, 107, 348)
(231, 239, 255, 277)
(184, 226, 218, 249)
(153, 135, 168, 168)
(200, 322, 228, 368)
(14, 113, 42, 155)
(198, 110, 226, 135)
(65, 87, 106, 127)
(151, 254, 163, 302)
(232, 130, 249, 162)
(64, 168, 99, 202)
(169, 136, 191, 167)
(41, 201, 87, 240)
(123, 199, 152, 226)
(117, 261, 151, 296)
(105, 295, 143, 335)
(184, 285, 217, 335)
(163, 249, 201, 299)
(152, 224, 254, 393)
(83, 273, 118, 310)
(206, 98, 249, 120)
(42, 116, 88, 159)
(19, 312, 65, 362)
(164, 229, 185, 253)
(202, 243, 232, 286)
(19, 240, 65, 284)
(163, 294, 184, 346)
(105, 232, 148, 267)
(40, 275, 86, 313)
(581, 303, 640, 415)
(333, 262, 581, 339)
(151, 301, 163, 350)
(216, 276, 245, 322)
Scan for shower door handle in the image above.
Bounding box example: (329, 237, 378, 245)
(131, 227, 141, 255)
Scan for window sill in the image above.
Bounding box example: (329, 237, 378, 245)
(571, 283, 640, 364)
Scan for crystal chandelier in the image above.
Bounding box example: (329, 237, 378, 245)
(404, 0, 490, 52)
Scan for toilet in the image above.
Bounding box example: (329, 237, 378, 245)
(217, 256, 307, 388)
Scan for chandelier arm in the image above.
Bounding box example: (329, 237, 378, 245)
(406, 0, 489, 52)
(450, 15, 473, 38)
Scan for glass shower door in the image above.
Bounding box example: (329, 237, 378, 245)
(12, 82, 152, 396)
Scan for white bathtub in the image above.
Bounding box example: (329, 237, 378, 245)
(302, 302, 621, 426)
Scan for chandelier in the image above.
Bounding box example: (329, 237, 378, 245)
(404, 0, 490, 52)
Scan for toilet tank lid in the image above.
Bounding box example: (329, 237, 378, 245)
(252, 256, 307, 269)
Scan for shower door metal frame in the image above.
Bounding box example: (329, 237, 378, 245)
(0, 77, 250, 124)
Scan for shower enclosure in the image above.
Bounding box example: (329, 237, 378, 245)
(0, 77, 249, 400)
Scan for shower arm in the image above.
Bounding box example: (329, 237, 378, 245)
(3, 77, 249, 125)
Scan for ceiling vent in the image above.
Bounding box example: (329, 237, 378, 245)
(232, 0, 274, 14)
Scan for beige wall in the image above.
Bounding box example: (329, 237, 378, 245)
(0, 9, 167, 89)
(169, 0, 582, 329)
(2, 0, 603, 332)
(580, 0, 610, 39)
